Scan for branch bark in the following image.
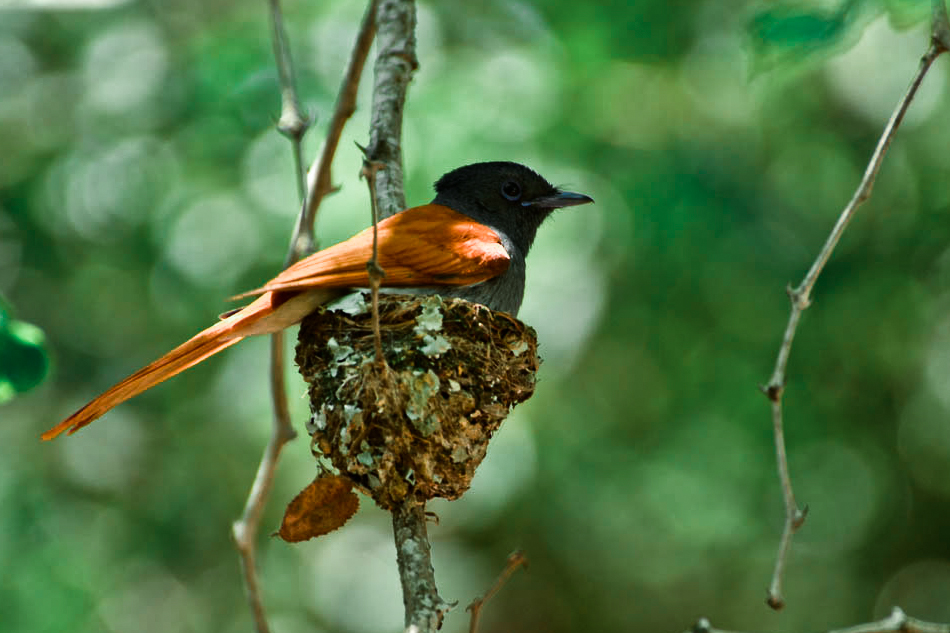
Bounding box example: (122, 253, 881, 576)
(392, 500, 449, 631)
(358, 1, 443, 630)
(760, 8, 950, 609)
(364, 0, 419, 220)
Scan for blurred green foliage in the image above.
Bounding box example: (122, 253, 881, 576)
(0, 294, 49, 402)
(2, 1, 950, 632)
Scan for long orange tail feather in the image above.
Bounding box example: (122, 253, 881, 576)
(42, 291, 294, 440)
(43, 329, 245, 440)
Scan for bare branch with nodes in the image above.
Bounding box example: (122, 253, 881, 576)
(687, 607, 950, 633)
(760, 2, 950, 610)
(231, 2, 378, 632)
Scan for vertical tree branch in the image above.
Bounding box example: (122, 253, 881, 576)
(364, 0, 419, 220)
(268, 0, 310, 201)
(232, 3, 309, 632)
(233, 3, 378, 633)
(760, 22, 948, 609)
(359, 0, 440, 629)
(392, 500, 448, 632)
(289, 0, 379, 259)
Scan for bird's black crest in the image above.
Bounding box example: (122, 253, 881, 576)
(433, 161, 553, 195)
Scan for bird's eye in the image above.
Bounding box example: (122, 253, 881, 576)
(501, 181, 522, 201)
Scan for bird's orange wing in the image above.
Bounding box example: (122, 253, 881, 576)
(238, 205, 510, 296)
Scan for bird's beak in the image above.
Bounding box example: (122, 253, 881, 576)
(524, 190, 594, 209)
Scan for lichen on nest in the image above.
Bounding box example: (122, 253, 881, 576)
(295, 293, 540, 510)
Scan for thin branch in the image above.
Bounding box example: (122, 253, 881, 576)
(232, 3, 378, 632)
(392, 499, 449, 632)
(687, 607, 950, 633)
(232, 432, 294, 633)
(364, 0, 419, 220)
(467, 551, 528, 633)
(760, 30, 948, 609)
(268, 0, 309, 200)
(360, 157, 388, 362)
(231, 2, 311, 632)
(287, 0, 378, 261)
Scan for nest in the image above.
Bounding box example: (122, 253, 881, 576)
(294, 293, 539, 510)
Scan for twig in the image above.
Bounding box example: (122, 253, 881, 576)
(364, 0, 419, 220)
(467, 551, 529, 633)
(232, 434, 293, 633)
(686, 607, 950, 633)
(392, 499, 450, 632)
(231, 2, 311, 632)
(287, 0, 378, 260)
(232, 3, 378, 632)
(268, 0, 309, 201)
(760, 18, 949, 609)
(360, 156, 388, 362)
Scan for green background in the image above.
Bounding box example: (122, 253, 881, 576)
(2, 0, 950, 631)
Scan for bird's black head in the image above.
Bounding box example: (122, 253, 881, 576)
(432, 161, 593, 255)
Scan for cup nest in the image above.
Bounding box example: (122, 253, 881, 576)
(295, 293, 539, 510)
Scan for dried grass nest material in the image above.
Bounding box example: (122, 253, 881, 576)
(295, 293, 540, 510)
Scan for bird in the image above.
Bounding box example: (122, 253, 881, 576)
(42, 161, 593, 440)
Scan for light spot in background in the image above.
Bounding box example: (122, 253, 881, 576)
(241, 129, 299, 219)
(680, 33, 755, 127)
(585, 61, 693, 149)
(635, 414, 761, 558)
(466, 51, 557, 142)
(520, 169, 607, 374)
(0, 34, 36, 89)
(874, 559, 950, 621)
(162, 192, 261, 287)
(414, 2, 445, 73)
(414, 49, 557, 161)
(765, 136, 860, 222)
(0, 210, 22, 290)
(826, 17, 945, 126)
(429, 413, 537, 529)
(35, 136, 179, 241)
(38, 501, 131, 589)
(898, 388, 950, 498)
(790, 440, 882, 552)
(305, 524, 403, 633)
(64, 262, 153, 356)
(59, 408, 145, 494)
(3, 0, 130, 7)
(98, 559, 208, 633)
(539, 413, 765, 588)
(307, 4, 370, 89)
(20, 72, 81, 152)
(923, 313, 950, 412)
(58, 136, 179, 241)
(83, 20, 168, 115)
(521, 253, 604, 372)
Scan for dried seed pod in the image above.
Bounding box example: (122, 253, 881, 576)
(295, 294, 539, 510)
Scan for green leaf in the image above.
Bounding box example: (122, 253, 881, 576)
(746, 0, 868, 72)
(0, 297, 50, 403)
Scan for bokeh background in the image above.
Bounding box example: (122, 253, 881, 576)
(3, 0, 950, 631)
